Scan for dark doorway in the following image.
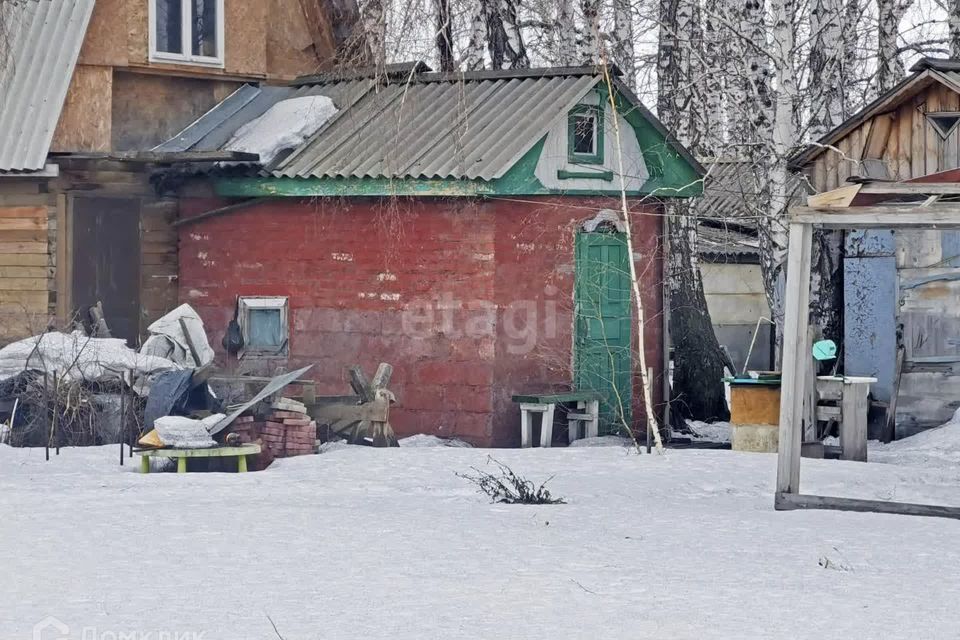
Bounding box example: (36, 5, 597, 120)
(71, 196, 142, 345)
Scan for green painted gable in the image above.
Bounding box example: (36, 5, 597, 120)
(214, 85, 703, 199)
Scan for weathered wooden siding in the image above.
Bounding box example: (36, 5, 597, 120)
(0, 182, 57, 345)
(809, 82, 960, 187)
(0, 162, 181, 347)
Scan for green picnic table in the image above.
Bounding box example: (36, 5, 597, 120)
(137, 443, 261, 473)
(511, 392, 602, 447)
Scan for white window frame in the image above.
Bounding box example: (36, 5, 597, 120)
(149, 0, 225, 68)
(238, 296, 289, 355)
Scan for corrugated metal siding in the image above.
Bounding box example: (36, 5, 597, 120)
(275, 75, 599, 180)
(0, 0, 95, 172)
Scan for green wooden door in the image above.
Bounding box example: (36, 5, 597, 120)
(574, 231, 633, 434)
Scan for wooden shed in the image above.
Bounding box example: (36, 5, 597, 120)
(791, 57, 960, 435)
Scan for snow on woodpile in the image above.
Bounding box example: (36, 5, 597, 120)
(871, 408, 960, 469)
(226, 95, 338, 164)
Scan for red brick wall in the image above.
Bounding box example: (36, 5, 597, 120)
(179, 196, 663, 446)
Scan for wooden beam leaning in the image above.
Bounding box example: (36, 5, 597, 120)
(775, 493, 960, 521)
(776, 223, 813, 496)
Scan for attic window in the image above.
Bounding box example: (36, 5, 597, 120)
(568, 105, 604, 164)
(150, 0, 224, 67)
(926, 112, 960, 139)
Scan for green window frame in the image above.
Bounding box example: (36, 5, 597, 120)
(567, 104, 604, 165)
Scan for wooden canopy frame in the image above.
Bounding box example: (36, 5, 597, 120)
(776, 181, 960, 520)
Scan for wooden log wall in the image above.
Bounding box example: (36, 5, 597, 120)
(0, 181, 57, 344)
(808, 82, 960, 192)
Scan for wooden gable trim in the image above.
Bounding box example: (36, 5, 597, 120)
(789, 70, 960, 170)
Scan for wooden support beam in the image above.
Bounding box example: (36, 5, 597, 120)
(776, 223, 813, 496)
(791, 204, 960, 228)
(859, 182, 960, 195)
(775, 493, 960, 520)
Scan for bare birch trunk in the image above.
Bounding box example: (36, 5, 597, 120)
(659, 0, 731, 424)
(765, 0, 798, 346)
(360, 0, 387, 72)
(556, 0, 577, 65)
(950, 0, 960, 58)
(435, 0, 455, 72)
(485, 0, 529, 69)
(577, 0, 600, 64)
(463, 0, 489, 70)
(808, 0, 844, 137)
(877, 0, 913, 93)
(612, 0, 636, 88)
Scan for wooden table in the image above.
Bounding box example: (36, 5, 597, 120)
(511, 392, 602, 447)
(137, 444, 262, 473)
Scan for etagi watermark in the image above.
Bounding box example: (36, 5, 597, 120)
(400, 288, 561, 355)
(33, 616, 206, 640)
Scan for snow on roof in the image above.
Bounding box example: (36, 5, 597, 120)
(225, 95, 338, 165)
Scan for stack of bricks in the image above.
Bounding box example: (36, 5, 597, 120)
(229, 416, 260, 444)
(260, 397, 317, 458)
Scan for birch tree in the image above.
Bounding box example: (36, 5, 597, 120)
(950, 0, 960, 57)
(877, 0, 916, 91)
(612, 0, 636, 87)
(436, 0, 455, 71)
(577, 0, 601, 64)
(556, 0, 577, 65)
(659, 0, 732, 422)
(360, 0, 387, 71)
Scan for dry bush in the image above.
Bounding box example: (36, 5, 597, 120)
(457, 456, 565, 505)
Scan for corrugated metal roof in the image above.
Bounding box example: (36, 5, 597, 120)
(276, 74, 599, 180)
(154, 80, 374, 154)
(157, 70, 605, 180)
(697, 160, 807, 229)
(0, 0, 95, 172)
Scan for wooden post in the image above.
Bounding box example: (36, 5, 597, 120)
(539, 403, 556, 447)
(840, 381, 870, 462)
(776, 223, 813, 496)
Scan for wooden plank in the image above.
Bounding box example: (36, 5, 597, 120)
(792, 203, 960, 228)
(926, 87, 942, 173)
(0, 253, 48, 267)
(775, 492, 960, 520)
(912, 94, 926, 178)
(0, 277, 49, 291)
(897, 102, 913, 179)
(806, 184, 862, 208)
(349, 366, 373, 402)
(0, 266, 50, 278)
(55, 194, 68, 323)
(0, 290, 48, 308)
(0, 206, 47, 219)
(840, 382, 869, 461)
(0, 242, 47, 254)
(864, 114, 893, 159)
(0, 217, 47, 231)
(776, 223, 813, 495)
(0, 230, 48, 243)
(860, 182, 960, 195)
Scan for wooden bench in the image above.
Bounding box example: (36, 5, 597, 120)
(137, 443, 262, 473)
(511, 392, 602, 447)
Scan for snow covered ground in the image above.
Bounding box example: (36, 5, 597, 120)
(2, 438, 959, 639)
